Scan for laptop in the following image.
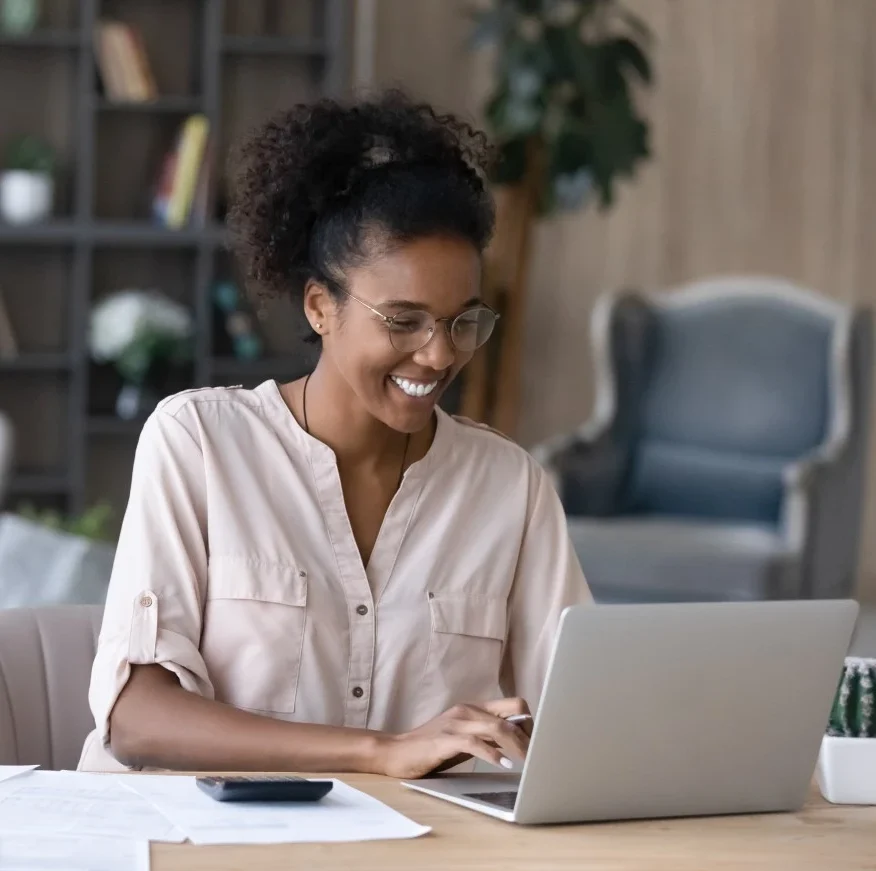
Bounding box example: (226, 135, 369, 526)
(403, 599, 858, 825)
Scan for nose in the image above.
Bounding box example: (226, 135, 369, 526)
(412, 321, 456, 371)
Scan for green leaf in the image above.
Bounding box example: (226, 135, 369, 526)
(491, 138, 529, 185)
(610, 36, 652, 83)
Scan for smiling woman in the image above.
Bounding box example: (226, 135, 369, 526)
(77, 90, 592, 779)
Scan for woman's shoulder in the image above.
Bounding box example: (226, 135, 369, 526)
(145, 381, 284, 445)
(445, 413, 542, 476)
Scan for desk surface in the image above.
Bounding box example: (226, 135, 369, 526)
(151, 775, 876, 870)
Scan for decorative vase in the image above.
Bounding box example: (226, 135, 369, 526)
(0, 170, 53, 224)
(0, 0, 40, 35)
(115, 382, 160, 421)
(816, 657, 876, 805)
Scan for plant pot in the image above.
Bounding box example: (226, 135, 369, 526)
(816, 735, 876, 805)
(0, 0, 41, 36)
(0, 170, 53, 224)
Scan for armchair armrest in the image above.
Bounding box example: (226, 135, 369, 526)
(779, 309, 872, 599)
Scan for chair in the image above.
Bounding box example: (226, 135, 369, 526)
(0, 409, 13, 508)
(534, 277, 873, 603)
(0, 605, 102, 770)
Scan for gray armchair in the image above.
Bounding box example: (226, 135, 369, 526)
(535, 277, 873, 603)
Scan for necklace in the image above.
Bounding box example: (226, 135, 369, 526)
(301, 374, 410, 490)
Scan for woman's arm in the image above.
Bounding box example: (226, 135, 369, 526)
(111, 663, 531, 777)
(110, 664, 384, 772)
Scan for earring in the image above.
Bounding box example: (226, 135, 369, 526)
(314, 322, 322, 332)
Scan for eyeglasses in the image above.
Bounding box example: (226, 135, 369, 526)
(340, 289, 499, 353)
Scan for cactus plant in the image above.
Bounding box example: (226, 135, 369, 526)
(827, 657, 876, 738)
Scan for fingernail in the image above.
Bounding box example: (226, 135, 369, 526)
(500, 757, 514, 770)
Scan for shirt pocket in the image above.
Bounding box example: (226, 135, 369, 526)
(420, 593, 507, 705)
(200, 557, 307, 714)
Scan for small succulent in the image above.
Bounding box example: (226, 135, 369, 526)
(828, 657, 876, 738)
(4, 134, 55, 174)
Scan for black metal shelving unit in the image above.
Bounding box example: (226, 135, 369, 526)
(0, 0, 350, 519)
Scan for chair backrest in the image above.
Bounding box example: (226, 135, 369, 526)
(0, 605, 103, 770)
(605, 278, 849, 525)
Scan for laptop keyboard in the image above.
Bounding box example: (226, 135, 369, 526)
(463, 790, 518, 811)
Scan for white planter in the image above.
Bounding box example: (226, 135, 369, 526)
(0, 170, 53, 224)
(0, 513, 116, 609)
(816, 734, 876, 805)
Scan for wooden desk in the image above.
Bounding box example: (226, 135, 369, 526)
(151, 775, 876, 870)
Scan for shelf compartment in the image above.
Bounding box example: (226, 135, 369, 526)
(0, 30, 80, 49)
(8, 470, 70, 496)
(0, 353, 72, 372)
(94, 95, 204, 114)
(222, 35, 326, 57)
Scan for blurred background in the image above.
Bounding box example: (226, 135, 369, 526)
(0, 0, 874, 615)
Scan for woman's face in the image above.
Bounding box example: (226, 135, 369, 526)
(308, 235, 483, 433)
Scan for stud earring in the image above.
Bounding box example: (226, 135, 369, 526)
(315, 322, 322, 331)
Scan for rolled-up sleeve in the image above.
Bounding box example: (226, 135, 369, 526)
(500, 460, 593, 711)
(89, 403, 214, 752)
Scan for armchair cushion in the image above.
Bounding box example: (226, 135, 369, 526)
(568, 516, 799, 603)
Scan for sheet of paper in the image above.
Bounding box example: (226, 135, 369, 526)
(0, 833, 149, 871)
(125, 775, 431, 845)
(0, 772, 185, 843)
(0, 767, 37, 785)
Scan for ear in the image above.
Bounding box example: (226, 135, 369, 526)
(303, 279, 337, 336)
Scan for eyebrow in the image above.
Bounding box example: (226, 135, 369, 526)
(380, 296, 483, 312)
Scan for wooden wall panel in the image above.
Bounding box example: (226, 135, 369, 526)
(374, 0, 876, 598)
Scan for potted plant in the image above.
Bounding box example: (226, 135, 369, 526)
(461, 0, 653, 433)
(0, 0, 41, 36)
(0, 502, 116, 608)
(816, 656, 876, 804)
(89, 289, 194, 420)
(0, 134, 55, 224)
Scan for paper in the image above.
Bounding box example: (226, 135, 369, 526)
(125, 775, 431, 845)
(0, 772, 185, 843)
(0, 767, 37, 785)
(0, 833, 149, 871)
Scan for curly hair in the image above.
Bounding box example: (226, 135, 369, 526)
(226, 90, 496, 333)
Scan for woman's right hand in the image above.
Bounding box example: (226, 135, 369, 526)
(377, 698, 532, 779)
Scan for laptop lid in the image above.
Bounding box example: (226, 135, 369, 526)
(514, 600, 858, 825)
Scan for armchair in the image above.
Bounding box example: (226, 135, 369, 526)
(534, 277, 873, 603)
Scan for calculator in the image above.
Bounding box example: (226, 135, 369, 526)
(195, 775, 334, 803)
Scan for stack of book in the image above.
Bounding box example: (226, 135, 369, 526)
(152, 115, 213, 230)
(94, 20, 158, 102)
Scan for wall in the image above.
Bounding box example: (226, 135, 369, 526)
(371, 0, 876, 599)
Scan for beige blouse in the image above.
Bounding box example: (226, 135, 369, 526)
(77, 379, 591, 771)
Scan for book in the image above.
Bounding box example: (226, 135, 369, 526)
(95, 20, 157, 103)
(165, 114, 210, 229)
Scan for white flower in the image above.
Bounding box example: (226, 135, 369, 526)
(89, 290, 192, 361)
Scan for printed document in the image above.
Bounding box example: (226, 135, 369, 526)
(125, 775, 431, 845)
(0, 771, 184, 843)
(0, 767, 37, 786)
(0, 833, 149, 871)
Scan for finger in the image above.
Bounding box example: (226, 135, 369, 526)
(454, 735, 513, 770)
(481, 697, 531, 720)
(455, 717, 529, 762)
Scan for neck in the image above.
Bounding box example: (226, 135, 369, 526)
(292, 361, 414, 467)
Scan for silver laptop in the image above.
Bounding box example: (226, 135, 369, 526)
(403, 600, 858, 824)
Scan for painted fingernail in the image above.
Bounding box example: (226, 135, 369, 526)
(500, 757, 514, 770)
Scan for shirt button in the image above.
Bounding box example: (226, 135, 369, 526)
(356, 604, 369, 616)
(140, 595, 153, 608)
(352, 686, 364, 699)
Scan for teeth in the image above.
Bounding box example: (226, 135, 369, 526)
(390, 376, 438, 398)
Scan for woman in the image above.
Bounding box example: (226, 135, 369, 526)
(78, 91, 591, 777)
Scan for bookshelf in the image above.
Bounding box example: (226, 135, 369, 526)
(0, 0, 350, 527)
